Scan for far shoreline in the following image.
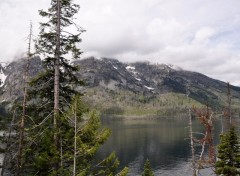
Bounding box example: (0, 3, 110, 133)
(101, 114, 187, 120)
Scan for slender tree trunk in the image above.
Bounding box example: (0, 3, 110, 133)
(221, 115, 223, 134)
(227, 83, 232, 126)
(53, 0, 61, 173)
(16, 22, 32, 176)
(223, 83, 232, 132)
(189, 108, 197, 176)
(73, 100, 77, 176)
(186, 84, 196, 176)
(54, 0, 61, 140)
(60, 137, 63, 167)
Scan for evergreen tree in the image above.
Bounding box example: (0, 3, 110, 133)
(215, 127, 240, 176)
(1, 23, 34, 176)
(24, 94, 128, 175)
(17, 0, 127, 175)
(60, 95, 128, 176)
(16, 22, 33, 176)
(142, 159, 154, 176)
(24, 0, 84, 174)
(33, 0, 84, 118)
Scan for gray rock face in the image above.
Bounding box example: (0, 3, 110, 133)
(0, 56, 43, 103)
(74, 57, 240, 106)
(0, 56, 239, 107)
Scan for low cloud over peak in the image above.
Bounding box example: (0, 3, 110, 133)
(1, 0, 240, 85)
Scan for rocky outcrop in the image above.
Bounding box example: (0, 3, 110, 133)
(0, 56, 239, 108)
(74, 57, 240, 106)
(0, 56, 43, 103)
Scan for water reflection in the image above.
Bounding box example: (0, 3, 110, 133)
(97, 117, 221, 175)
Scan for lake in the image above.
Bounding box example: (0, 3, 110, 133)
(97, 117, 222, 176)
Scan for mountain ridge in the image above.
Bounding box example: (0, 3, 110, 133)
(0, 56, 239, 116)
(74, 57, 240, 106)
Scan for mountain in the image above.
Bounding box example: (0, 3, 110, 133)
(0, 56, 239, 116)
(74, 57, 240, 107)
(0, 56, 42, 104)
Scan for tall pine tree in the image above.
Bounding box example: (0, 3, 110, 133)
(23, 0, 127, 175)
(25, 0, 84, 174)
(34, 0, 84, 114)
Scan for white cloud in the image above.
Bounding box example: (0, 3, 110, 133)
(1, 0, 240, 86)
(146, 18, 190, 46)
(193, 27, 216, 44)
(0, 0, 49, 62)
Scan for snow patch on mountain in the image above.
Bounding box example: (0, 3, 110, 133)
(126, 66, 135, 70)
(144, 85, 154, 90)
(126, 65, 138, 75)
(0, 64, 7, 87)
(0, 73, 6, 87)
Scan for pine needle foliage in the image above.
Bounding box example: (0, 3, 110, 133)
(24, 0, 84, 174)
(61, 95, 128, 176)
(142, 159, 154, 176)
(32, 0, 85, 115)
(5, 0, 128, 175)
(24, 95, 128, 175)
(215, 127, 240, 176)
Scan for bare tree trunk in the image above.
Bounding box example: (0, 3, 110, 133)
(53, 0, 61, 173)
(73, 100, 77, 176)
(189, 108, 197, 176)
(227, 83, 232, 126)
(60, 137, 63, 167)
(223, 83, 232, 132)
(221, 115, 223, 134)
(196, 132, 207, 176)
(199, 135, 206, 161)
(16, 22, 32, 176)
(54, 0, 61, 143)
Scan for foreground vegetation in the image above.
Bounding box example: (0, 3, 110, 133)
(215, 127, 240, 175)
(1, 0, 128, 175)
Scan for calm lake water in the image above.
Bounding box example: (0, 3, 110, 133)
(97, 117, 222, 176)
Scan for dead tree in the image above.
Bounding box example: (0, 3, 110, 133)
(189, 108, 197, 176)
(16, 22, 33, 176)
(223, 83, 232, 131)
(193, 105, 215, 175)
(53, 0, 61, 171)
(186, 85, 197, 176)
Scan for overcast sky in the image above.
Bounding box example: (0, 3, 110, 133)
(1, 0, 240, 85)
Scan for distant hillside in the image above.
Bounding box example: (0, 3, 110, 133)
(74, 57, 240, 113)
(1, 56, 240, 116)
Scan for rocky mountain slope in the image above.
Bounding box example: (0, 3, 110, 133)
(74, 57, 240, 107)
(0, 56, 239, 116)
(0, 57, 42, 104)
